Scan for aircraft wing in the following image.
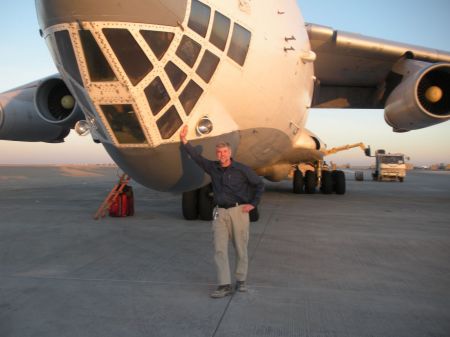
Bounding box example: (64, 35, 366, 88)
(307, 23, 450, 110)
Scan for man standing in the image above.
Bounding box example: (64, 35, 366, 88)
(180, 125, 264, 298)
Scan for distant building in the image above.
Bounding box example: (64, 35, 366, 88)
(429, 163, 449, 171)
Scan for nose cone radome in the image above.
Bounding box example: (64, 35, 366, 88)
(35, 0, 187, 30)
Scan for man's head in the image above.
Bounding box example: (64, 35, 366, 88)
(216, 142, 232, 167)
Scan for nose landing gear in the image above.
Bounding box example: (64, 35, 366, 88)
(182, 183, 259, 221)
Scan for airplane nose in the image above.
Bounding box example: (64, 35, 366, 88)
(35, 0, 188, 31)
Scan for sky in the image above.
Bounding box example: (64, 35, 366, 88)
(0, 0, 449, 166)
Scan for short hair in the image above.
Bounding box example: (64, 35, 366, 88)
(216, 142, 231, 150)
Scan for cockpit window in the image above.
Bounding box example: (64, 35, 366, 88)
(79, 30, 117, 82)
(209, 12, 230, 51)
(176, 35, 201, 68)
(140, 30, 175, 60)
(103, 28, 153, 86)
(188, 0, 211, 38)
(227, 23, 251, 66)
(144, 77, 170, 116)
(196, 50, 219, 83)
(165, 61, 187, 91)
(156, 106, 183, 139)
(54, 30, 83, 86)
(100, 104, 147, 144)
(179, 80, 203, 116)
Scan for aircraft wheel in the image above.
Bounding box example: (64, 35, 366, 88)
(305, 170, 316, 194)
(293, 169, 304, 194)
(198, 184, 214, 221)
(182, 189, 198, 220)
(249, 206, 259, 222)
(320, 171, 333, 194)
(332, 170, 346, 195)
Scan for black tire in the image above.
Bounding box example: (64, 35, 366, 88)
(399, 177, 404, 182)
(293, 169, 304, 194)
(249, 206, 259, 222)
(305, 170, 316, 194)
(320, 171, 333, 194)
(332, 170, 346, 195)
(182, 189, 198, 220)
(198, 184, 215, 221)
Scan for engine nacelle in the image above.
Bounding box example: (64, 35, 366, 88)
(384, 60, 450, 132)
(35, 76, 84, 127)
(0, 76, 82, 142)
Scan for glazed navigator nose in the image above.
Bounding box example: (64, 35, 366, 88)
(35, 0, 188, 30)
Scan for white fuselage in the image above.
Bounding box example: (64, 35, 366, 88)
(38, 0, 316, 191)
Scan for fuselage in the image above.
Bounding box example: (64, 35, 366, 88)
(35, 0, 315, 191)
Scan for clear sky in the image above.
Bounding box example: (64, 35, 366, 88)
(0, 0, 449, 165)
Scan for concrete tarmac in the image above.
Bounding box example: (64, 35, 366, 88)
(0, 166, 449, 337)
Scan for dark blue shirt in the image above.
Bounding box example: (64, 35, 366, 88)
(183, 143, 264, 207)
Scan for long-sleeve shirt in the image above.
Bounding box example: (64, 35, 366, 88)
(183, 142, 264, 207)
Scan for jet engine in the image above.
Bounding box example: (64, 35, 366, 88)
(0, 75, 83, 142)
(35, 77, 84, 127)
(384, 59, 450, 132)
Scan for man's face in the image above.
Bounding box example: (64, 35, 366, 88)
(216, 146, 232, 167)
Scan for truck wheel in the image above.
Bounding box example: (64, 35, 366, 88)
(332, 170, 346, 195)
(293, 169, 304, 194)
(182, 190, 198, 220)
(320, 171, 333, 194)
(305, 170, 316, 194)
(198, 184, 214, 221)
(399, 177, 404, 182)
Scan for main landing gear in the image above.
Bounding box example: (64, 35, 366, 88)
(182, 184, 259, 222)
(292, 161, 346, 195)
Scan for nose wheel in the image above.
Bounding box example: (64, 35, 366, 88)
(182, 184, 259, 221)
(182, 184, 214, 221)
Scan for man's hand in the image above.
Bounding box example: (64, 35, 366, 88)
(180, 125, 188, 144)
(241, 204, 255, 213)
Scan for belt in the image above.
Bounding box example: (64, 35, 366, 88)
(217, 203, 241, 209)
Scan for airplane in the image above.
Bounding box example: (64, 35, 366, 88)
(0, 0, 449, 221)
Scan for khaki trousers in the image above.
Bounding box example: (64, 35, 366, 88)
(212, 205, 250, 285)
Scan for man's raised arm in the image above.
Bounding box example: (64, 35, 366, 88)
(179, 125, 212, 173)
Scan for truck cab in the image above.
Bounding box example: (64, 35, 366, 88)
(372, 150, 406, 182)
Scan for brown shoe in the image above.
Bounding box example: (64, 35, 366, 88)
(210, 285, 232, 298)
(235, 281, 247, 292)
